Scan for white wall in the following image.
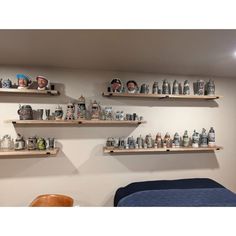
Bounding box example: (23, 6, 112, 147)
(0, 66, 235, 206)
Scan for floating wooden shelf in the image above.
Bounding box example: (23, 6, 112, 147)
(0, 148, 59, 157)
(7, 119, 146, 126)
(0, 88, 59, 95)
(104, 146, 223, 154)
(102, 92, 222, 100)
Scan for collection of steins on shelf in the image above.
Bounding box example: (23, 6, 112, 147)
(105, 128, 216, 150)
(107, 78, 216, 95)
(17, 95, 144, 122)
(1, 75, 218, 153)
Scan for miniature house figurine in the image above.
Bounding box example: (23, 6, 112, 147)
(77, 95, 86, 119)
(90, 100, 101, 120)
(14, 133, 25, 150)
(200, 128, 208, 147)
(65, 103, 75, 120)
(206, 79, 215, 95)
(163, 132, 172, 148)
(55, 105, 64, 120)
(155, 132, 162, 148)
(172, 80, 179, 95)
(183, 80, 190, 95)
(208, 127, 215, 147)
(173, 132, 180, 147)
(183, 130, 190, 147)
(192, 130, 200, 147)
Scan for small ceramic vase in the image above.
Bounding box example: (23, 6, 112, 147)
(37, 137, 46, 150)
(173, 132, 180, 147)
(156, 132, 162, 148)
(206, 79, 215, 95)
(200, 128, 208, 147)
(140, 84, 149, 94)
(183, 130, 190, 147)
(152, 82, 159, 94)
(163, 132, 172, 148)
(90, 100, 101, 120)
(2, 79, 12, 88)
(172, 80, 179, 95)
(65, 103, 75, 120)
(192, 130, 200, 147)
(183, 80, 190, 95)
(27, 136, 37, 150)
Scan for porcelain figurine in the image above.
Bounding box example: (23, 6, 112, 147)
(152, 82, 159, 94)
(173, 132, 181, 147)
(192, 130, 200, 147)
(110, 78, 123, 93)
(126, 80, 139, 93)
(208, 127, 215, 147)
(1, 135, 13, 150)
(206, 79, 215, 95)
(77, 95, 86, 119)
(18, 104, 33, 120)
(200, 128, 208, 147)
(183, 80, 190, 95)
(119, 111, 125, 120)
(172, 80, 179, 95)
(115, 111, 120, 120)
(140, 84, 149, 94)
(37, 137, 46, 150)
(128, 136, 135, 149)
(2, 78, 12, 88)
(196, 80, 205, 95)
(137, 135, 143, 149)
(55, 105, 63, 120)
(16, 74, 32, 89)
(183, 130, 190, 147)
(163, 132, 172, 148)
(36, 76, 49, 90)
(27, 136, 37, 150)
(162, 80, 171, 94)
(65, 103, 75, 120)
(104, 107, 113, 120)
(14, 133, 25, 150)
(90, 100, 101, 120)
(155, 132, 162, 148)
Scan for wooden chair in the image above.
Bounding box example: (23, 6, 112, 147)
(30, 194, 74, 207)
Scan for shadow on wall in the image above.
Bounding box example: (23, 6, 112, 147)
(0, 142, 79, 179)
(78, 144, 220, 174)
(101, 97, 219, 108)
(14, 126, 137, 139)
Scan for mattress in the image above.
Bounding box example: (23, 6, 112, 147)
(114, 178, 236, 207)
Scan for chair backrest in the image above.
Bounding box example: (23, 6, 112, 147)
(30, 194, 74, 207)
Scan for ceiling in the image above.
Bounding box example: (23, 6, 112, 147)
(0, 30, 236, 77)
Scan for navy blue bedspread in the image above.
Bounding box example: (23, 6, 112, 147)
(114, 178, 236, 207)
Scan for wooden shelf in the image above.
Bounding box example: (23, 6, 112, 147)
(0, 88, 59, 95)
(104, 146, 223, 154)
(102, 92, 222, 100)
(0, 148, 59, 157)
(7, 119, 146, 126)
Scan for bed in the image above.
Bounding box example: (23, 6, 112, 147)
(114, 178, 236, 207)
